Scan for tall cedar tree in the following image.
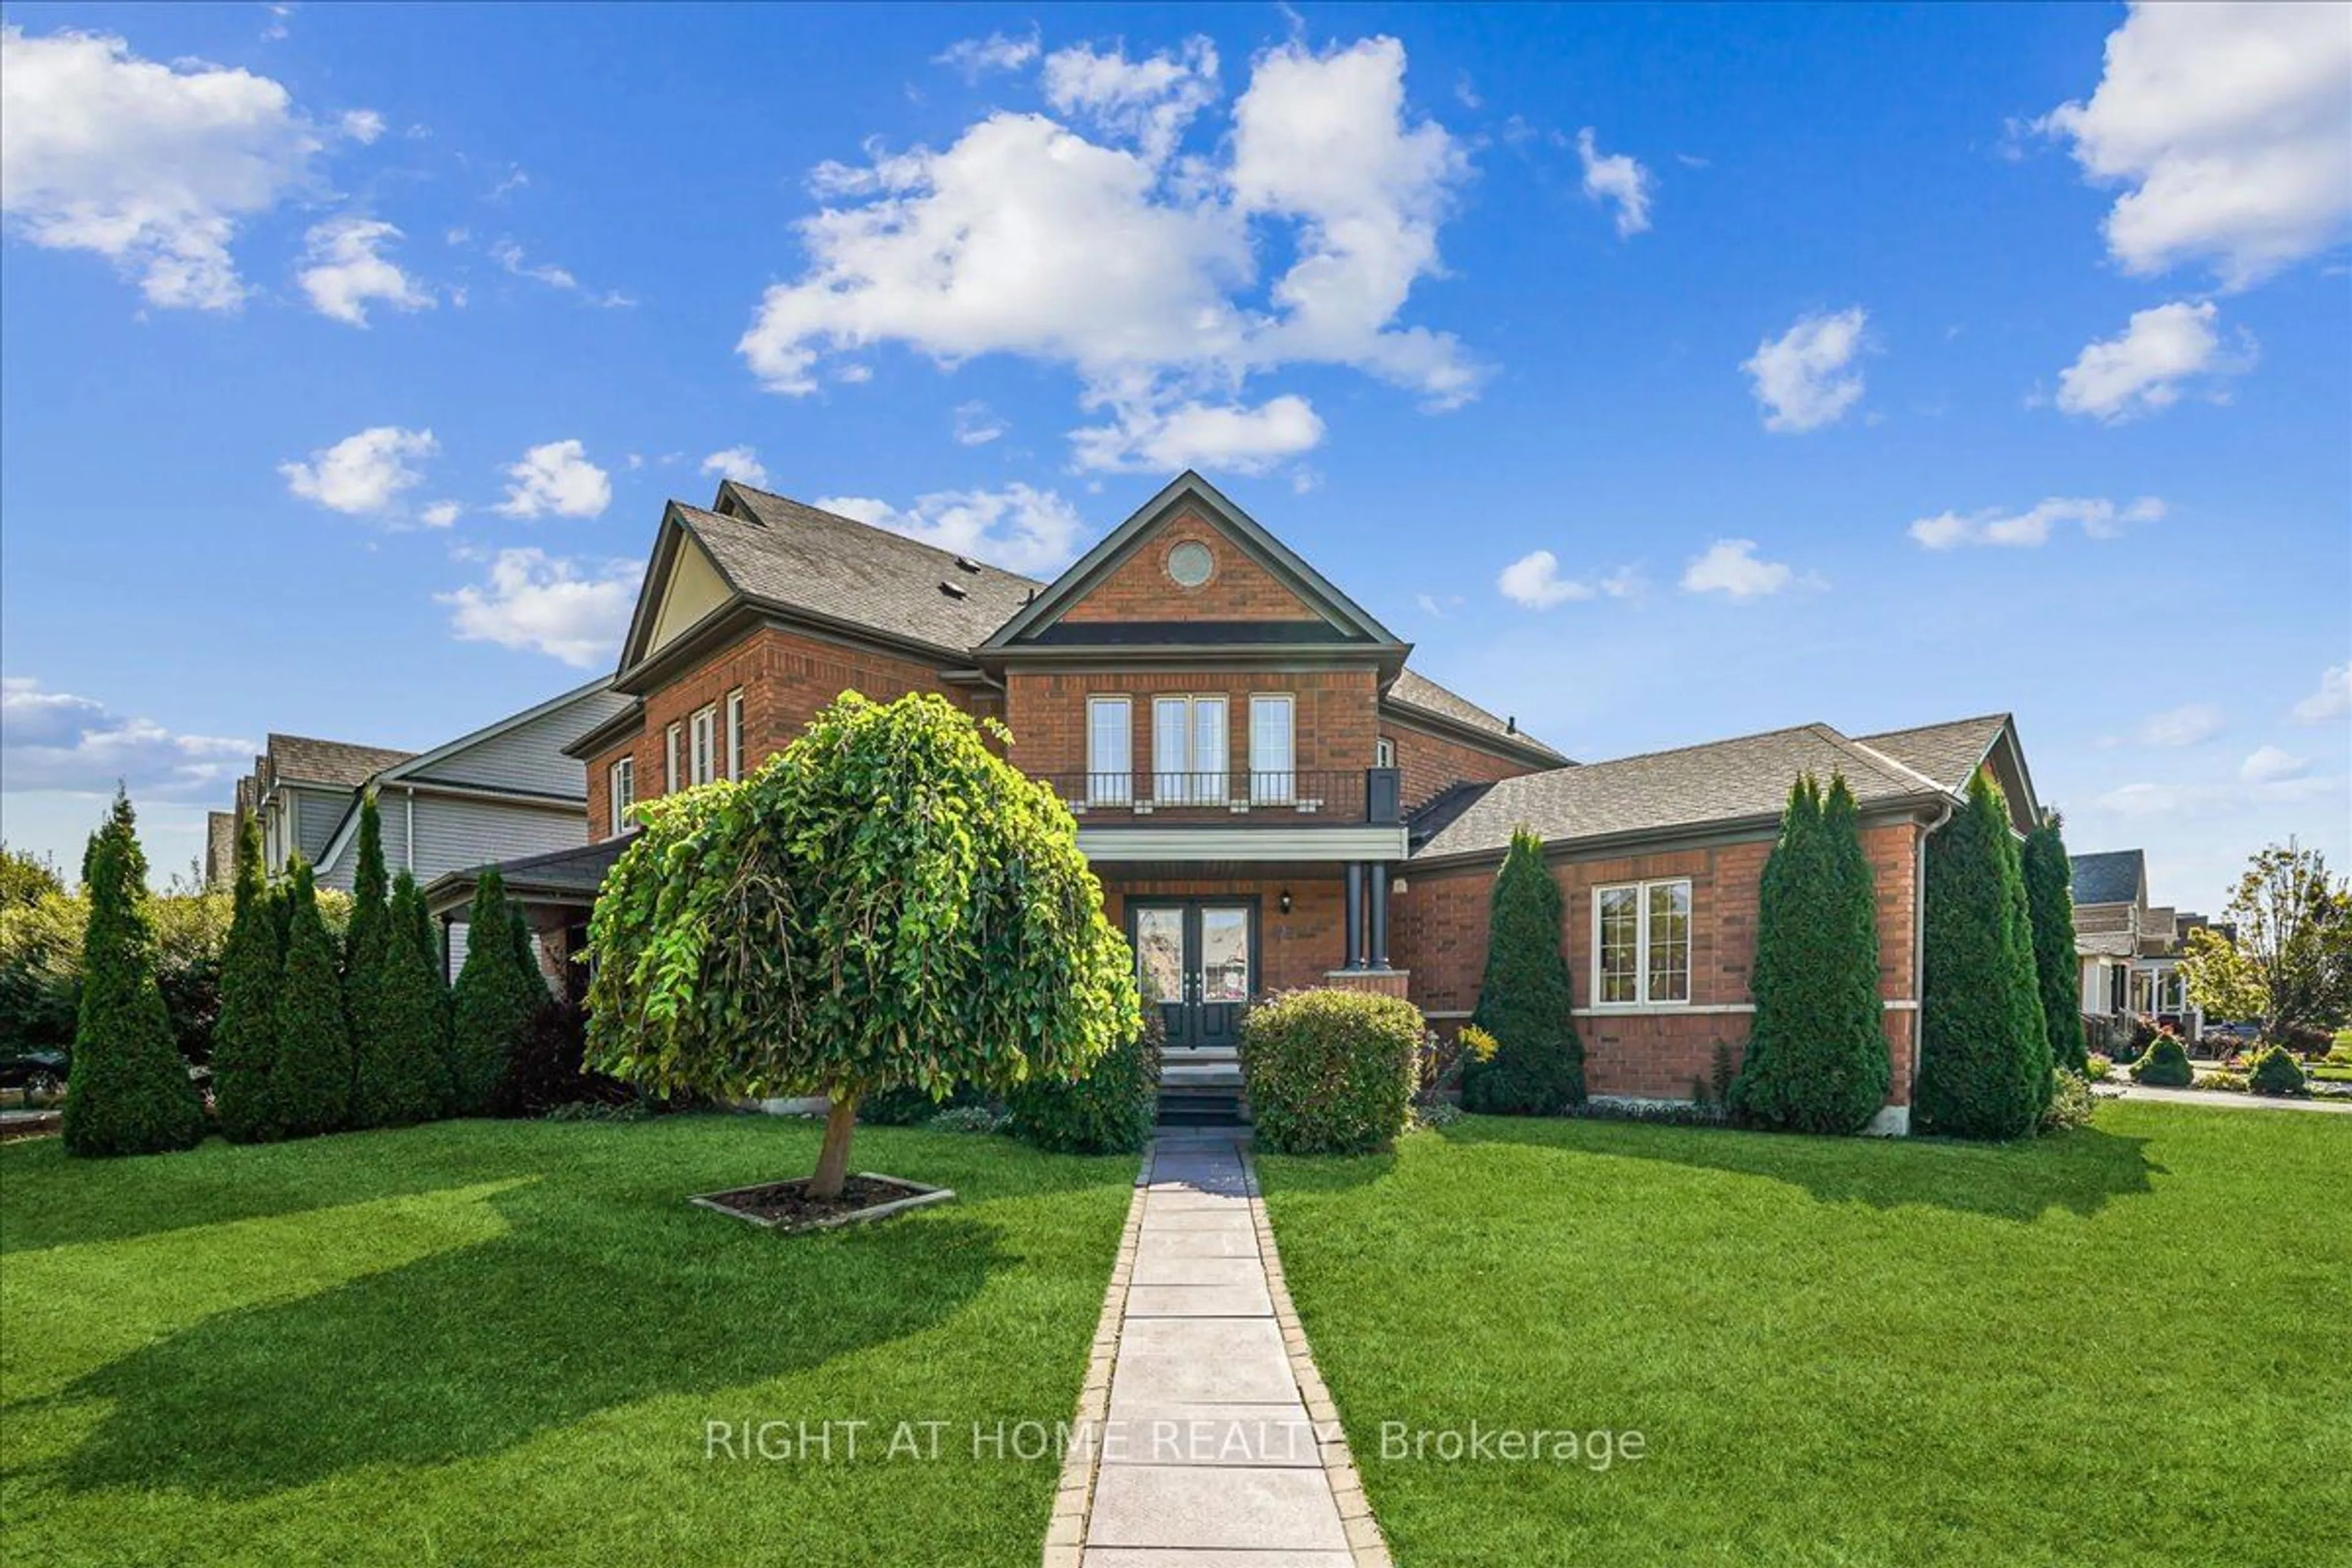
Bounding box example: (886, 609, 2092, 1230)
(1917, 772, 2053, 1139)
(1462, 827, 1586, 1114)
(2021, 815, 2089, 1072)
(342, 795, 401, 1125)
(363, 870, 453, 1124)
(401, 870, 459, 1104)
(210, 811, 283, 1141)
(268, 858, 352, 1136)
(1733, 775, 1890, 1133)
(61, 791, 206, 1156)
(449, 869, 537, 1115)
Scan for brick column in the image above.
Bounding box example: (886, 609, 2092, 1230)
(1324, 968, 1411, 998)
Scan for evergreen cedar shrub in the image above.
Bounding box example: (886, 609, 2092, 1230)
(61, 793, 206, 1158)
(211, 812, 282, 1142)
(1461, 828, 1585, 1115)
(342, 794, 404, 1127)
(449, 869, 540, 1116)
(494, 998, 631, 1117)
(1240, 988, 1420, 1155)
(1732, 775, 1890, 1134)
(1916, 771, 2054, 1140)
(2129, 1033, 2193, 1087)
(2022, 816, 2089, 1072)
(268, 858, 352, 1137)
(586, 692, 1138, 1200)
(2245, 1044, 2307, 1098)
(1007, 1011, 1164, 1155)
(356, 871, 455, 1126)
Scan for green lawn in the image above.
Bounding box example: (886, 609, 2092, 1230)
(1257, 1102, 2350, 1568)
(1, 1116, 1135, 1567)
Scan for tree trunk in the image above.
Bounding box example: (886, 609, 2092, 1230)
(809, 1091, 860, 1201)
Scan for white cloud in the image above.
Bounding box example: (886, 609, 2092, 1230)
(279, 425, 437, 516)
(738, 36, 1474, 475)
(439, 549, 640, 667)
(1070, 394, 1325, 474)
(1909, 494, 2164, 549)
(1042, 36, 1219, 167)
(1416, 592, 1464, 617)
(338, 107, 385, 143)
(1681, 539, 1801, 598)
(418, 500, 460, 529)
(495, 439, 612, 519)
(489, 239, 633, 307)
(1575, 127, 1653, 237)
(2095, 773, 2339, 818)
(935, 31, 1039, 80)
(1742, 307, 1869, 432)
(2293, 663, 2351, 723)
(2136, 703, 2224, 747)
(0, 24, 325, 309)
(296, 215, 433, 325)
(2241, 744, 2310, 783)
(1495, 552, 1641, 609)
(2038, 2, 2352, 288)
(2055, 300, 2252, 421)
(0, 676, 251, 796)
(699, 445, 769, 488)
(816, 484, 1087, 575)
(953, 401, 1008, 446)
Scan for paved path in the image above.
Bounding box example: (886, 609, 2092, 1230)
(1048, 1131, 1386, 1568)
(2103, 1083, 2352, 1114)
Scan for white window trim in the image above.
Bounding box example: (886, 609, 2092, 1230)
(1152, 693, 1229, 805)
(1248, 692, 1296, 805)
(1589, 877, 1694, 1009)
(609, 757, 634, 835)
(665, 723, 682, 794)
(1374, 736, 1396, 769)
(1087, 695, 1133, 806)
(690, 705, 717, 786)
(725, 690, 744, 780)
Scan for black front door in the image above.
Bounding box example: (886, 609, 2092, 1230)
(1131, 901, 1254, 1051)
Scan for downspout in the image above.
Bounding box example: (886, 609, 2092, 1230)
(1910, 799, 1959, 1106)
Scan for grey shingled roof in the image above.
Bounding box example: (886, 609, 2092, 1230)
(1412, 722, 1947, 862)
(1387, 669, 1567, 760)
(423, 833, 635, 913)
(267, 734, 416, 789)
(682, 488, 1043, 655)
(2070, 849, 2144, 908)
(1853, 714, 2008, 794)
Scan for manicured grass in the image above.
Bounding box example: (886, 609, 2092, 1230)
(2, 1116, 1135, 1567)
(1257, 1102, 2350, 1568)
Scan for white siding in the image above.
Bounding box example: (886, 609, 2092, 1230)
(413, 687, 632, 797)
(316, 794, 586, 891)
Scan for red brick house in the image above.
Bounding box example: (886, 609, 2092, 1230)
(432, 471, 2040, 1134)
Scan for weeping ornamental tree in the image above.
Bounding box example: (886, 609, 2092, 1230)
(61, 790, 206, 1158)
(2021, 815, 2088, 1072)
(1461, 827, 1585, 1115)
(587, 692, 1139, 1201)
(1917, 771, 2052, 1139)
(1732, 775, 1890, 1134)
(211, 811, 282, 1142)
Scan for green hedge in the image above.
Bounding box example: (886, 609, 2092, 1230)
(1241, 988, 1420, 1155)
(2247, 1045, 2307, 1098)
(2130, 1035, 2193, 1087)
(1006, 1012, 1163, 1155)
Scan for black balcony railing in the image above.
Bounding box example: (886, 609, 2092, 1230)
(1042, 767, 1401, 826)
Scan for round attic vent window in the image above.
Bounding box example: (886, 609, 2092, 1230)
(1167, 540, 1214, 587)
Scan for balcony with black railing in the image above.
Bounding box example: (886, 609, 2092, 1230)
(1039, 767, 1403, 826)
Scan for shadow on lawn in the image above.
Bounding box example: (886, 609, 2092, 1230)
(1436, 1115, 2164, 1222)
(51, 1174, 1006, 1498)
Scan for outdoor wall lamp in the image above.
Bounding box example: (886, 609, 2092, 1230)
(1278, 888, 1293, 914)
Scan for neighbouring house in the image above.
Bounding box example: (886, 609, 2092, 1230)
(222, 677, 633, 982)
(2070, 848, 2218, 1041)
(434, 472, 2046, 1133)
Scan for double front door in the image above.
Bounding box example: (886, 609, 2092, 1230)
(1131, 900, 1254, 1052)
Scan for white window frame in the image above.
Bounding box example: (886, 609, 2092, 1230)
(1591, 877, 1693, 1008)
(1152, 693, 1228, 805)
(609, 756, 634, 835)
(1249, 693, 1295, 805)
(690, 706, 717, 786)
(1086, 696, 1132, 806)
(1374, 736, 1396, 769)
(665, 723, 682, 794)
(725, 690, 745, 780)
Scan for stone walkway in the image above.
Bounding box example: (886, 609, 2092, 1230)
(1048, 1130, 1387, 1568)
(2103, 1082, 2352, 1114)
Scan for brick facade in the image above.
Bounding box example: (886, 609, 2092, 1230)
(1061, 510, 1319, 624)
(1003, 668, 1382, 780)
(1096, 873, 1349, 994)
(1391, 820, 1923, 1107)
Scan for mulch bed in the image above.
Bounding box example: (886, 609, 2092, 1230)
(690, 1173, 954, 1232)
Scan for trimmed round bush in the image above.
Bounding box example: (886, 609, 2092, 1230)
(1241, 988, 1420, 1155)
(1006, 1012, 1163, 1155)
(2246, 1045, 2307, 1098)
(2130, 1034, 2193, 1087)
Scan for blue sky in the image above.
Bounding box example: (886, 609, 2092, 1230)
(2, 1, 2346, 911)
